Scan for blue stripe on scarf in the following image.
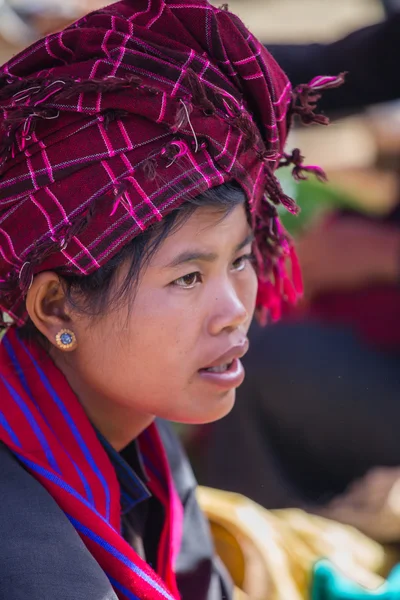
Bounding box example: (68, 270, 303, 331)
(143, 455, 164, 488)
(140, 428, 167, 494)
(2, 336, 32, 398)
(16, 453, 116, 531)
(0, 410, 21, 447)
(68, 515, 176, 600)
(0, 375, 60, 474)
(3, 336, 95, 507)
(108, 576, 141, 600)
(16, 336, 111, 521)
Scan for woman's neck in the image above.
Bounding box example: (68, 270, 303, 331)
(83, 402, 154, 451)
(52, 351, 154, 451)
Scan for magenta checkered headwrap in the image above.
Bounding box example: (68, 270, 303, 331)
(0, 0, 343, 326)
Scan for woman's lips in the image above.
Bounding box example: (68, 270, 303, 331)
(198, 339, 249, 390)
(201, 339, 249, 369)
(198, 357, 246, 390)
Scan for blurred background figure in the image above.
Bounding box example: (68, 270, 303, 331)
(192, 0, 400, 522)
(0, 0, 101, 49)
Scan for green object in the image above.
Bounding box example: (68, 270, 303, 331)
(277, 168, 368, 237)
(311, 560, 400, 600)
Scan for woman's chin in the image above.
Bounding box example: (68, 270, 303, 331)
(173, 388, 237, 425)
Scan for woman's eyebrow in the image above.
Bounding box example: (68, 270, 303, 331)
(165, 231, 255, 269)
(236, 231, 255, 252)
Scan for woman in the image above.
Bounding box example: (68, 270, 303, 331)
(201, 12, 400, 511)
(0, 0, 336, 598)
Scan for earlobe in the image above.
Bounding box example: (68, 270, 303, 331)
(25, 272, 73, 349)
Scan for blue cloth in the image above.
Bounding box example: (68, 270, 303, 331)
(312, 560, 400, 600)
(97, 431, 150, 514)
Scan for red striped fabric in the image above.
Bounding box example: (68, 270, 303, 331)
(0, 0, 300, 327)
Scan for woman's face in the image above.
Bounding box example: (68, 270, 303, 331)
(61, 203, 257, 426)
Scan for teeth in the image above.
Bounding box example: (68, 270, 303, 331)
(205, 362, 230, 373)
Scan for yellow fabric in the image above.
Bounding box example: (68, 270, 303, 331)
(197, 487, 393, 600)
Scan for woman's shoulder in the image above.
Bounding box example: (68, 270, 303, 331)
(0, 443, 118, 599)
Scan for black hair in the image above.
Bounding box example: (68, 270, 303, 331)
(20, 181, 246, 341)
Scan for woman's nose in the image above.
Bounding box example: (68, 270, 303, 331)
(207, 284, 249, 336)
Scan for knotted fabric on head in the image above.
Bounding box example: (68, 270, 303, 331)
(0, 0, 343, 326)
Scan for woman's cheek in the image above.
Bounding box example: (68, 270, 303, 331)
(241, 267, 258, 315)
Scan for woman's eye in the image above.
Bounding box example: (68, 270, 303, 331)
(172, 272, 202, 289)
(232, 253, 253, 272)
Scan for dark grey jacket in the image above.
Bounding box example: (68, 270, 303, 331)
(0, 420, 232, 599)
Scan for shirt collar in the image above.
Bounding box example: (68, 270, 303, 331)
(97, 431, 151, 514)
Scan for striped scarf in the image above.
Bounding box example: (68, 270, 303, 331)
(0, 329, 183, 600)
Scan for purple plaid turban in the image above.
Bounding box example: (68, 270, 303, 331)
(0, 0, 343, 326)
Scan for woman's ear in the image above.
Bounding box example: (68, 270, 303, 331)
(25, 271, 73, 349)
